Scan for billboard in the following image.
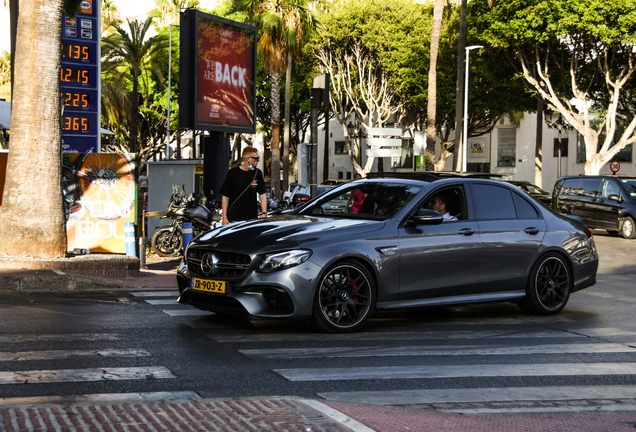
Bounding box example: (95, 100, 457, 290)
(180, 10, 257, 134)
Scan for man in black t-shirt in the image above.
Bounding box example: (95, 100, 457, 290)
(219, 146, 268, 224)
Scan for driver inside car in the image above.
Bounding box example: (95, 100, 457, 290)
(425, 194, 457, 221)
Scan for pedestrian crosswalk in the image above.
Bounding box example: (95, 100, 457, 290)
(137, 288, 636, 413)
(4, 288, 636, 414)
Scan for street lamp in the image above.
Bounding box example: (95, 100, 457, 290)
(544, 108, 574, 178)
(462, 45, 483, 173)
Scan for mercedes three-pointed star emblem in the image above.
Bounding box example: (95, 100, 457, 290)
(200, 252, 218, 276)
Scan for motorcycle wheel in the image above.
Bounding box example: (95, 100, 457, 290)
(151, 228, 183, 257)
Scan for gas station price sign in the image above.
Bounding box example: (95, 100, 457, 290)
(61, 1, 100, 153)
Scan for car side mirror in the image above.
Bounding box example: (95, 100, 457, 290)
(411, 209, 444, 225)
(608, 194, 622, 203)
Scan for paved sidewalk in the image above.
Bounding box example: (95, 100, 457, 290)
(3, 397, 636, 432)
(0, 254, 179, 291)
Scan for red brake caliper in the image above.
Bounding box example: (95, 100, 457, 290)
(350, 277, 358, 303)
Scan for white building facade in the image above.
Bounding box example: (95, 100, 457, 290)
(314, 113, 635, 193)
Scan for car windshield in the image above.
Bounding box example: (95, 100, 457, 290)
(522, 183, 549, 195)
(296, 182, 422, 219)
(619, 178, 636, 198)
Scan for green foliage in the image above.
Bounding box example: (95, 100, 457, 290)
(63, 0, 84, 17)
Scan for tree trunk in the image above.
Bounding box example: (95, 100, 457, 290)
(535, 99, 543, 188)
(453, 0, 467, 171)
(270, 70, 281, 199)
(0, 0, 67, 258)
(282, 52, 292, 196)
(425, 0, 445, 171)
(130, 68, 140, 153)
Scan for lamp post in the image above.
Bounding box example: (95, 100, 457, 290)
(544, 109, 573, 178)
(462, 45, 483, 173)
(165, 24, 179, 159)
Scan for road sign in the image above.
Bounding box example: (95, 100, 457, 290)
(366, 149, 402, 157)
(366, 138, 402, 147)
(610, 160, 621, 173)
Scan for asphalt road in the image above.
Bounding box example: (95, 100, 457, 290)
(0, 231, 635, 414)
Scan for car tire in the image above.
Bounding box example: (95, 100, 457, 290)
(519, 253, 571, 315)
(621, 216, 636, 239)
(312, 260, 376, 333)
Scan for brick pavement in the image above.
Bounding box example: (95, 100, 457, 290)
(3, 398, 636, 432)
(0, 398, 364, 432)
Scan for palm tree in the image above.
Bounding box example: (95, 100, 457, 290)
(425, 0, 445, 171)
(233, 0, 315, 199)
(102, 18, 168, 153)
(0, 0, 67, 258)
(150, 0, 200, 26)
(280, 0, 316, 194)
(101, 0, 122, 35)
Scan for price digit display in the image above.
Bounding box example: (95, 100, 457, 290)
(62, 92, 90, 109)
(60, 67, 90, 84)
(61, 44, 90, 61)
(63, 116, 90, 132)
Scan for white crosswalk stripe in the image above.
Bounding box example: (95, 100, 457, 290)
(241, 342, 636, 359)
(0, 348, 150, 361)
(132, 290, 211, 316)
(0, 332, 197, 406)
(0, 366, 176, 385)
(210, 327, 636, 343)
(274, 363, 636, 381)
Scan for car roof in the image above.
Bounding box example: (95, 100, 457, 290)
(365, 172, 504, 182)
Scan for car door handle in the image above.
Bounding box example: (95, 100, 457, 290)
(458, 228, 474, 236)
(525, 227, 540, 235)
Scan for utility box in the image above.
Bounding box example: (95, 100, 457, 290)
(145, 159, 208, 238)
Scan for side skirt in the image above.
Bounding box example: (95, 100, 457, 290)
(377, 290, 526, 311)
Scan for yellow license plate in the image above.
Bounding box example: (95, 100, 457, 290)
(191, 278, 226, 294)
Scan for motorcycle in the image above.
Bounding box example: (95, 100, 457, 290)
(151, 185, 221, 257)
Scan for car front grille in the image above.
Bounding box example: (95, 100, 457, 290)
(187, 247, 251, 279)
(178, 290, 248, 315)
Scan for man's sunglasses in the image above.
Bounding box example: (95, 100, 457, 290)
(249, 156, 260, 161)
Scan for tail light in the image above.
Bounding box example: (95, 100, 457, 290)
(584, 228, 594, 242)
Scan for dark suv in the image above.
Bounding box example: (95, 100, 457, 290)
(553, 175, 636, 238)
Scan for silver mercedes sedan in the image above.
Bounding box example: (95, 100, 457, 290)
(176, 174, 598, 333)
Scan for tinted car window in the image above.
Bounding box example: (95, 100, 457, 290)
(513, 192, 540, 218)
(602, 180, 621, 198)
(579, 178, 602, 197)
(560, 177, 602, 197)
(619, 178, 636, 198)
(472, 184, 517, 220)
(301, 182, 422, 220)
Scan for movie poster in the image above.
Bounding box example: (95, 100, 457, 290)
(196, 17, 255, 128)
(63, 153, 137, 253)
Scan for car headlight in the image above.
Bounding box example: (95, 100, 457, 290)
(258, 249, 312, 273)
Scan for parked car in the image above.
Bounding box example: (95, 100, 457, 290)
(290, 185, 333, 208)
(506, 180, 553, 206)
(553, 175, 636, 239)
(177, 173, 598, 333)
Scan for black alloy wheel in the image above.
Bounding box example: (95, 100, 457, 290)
(313, 260, 376, 333)
(151, 229, 183, 257)
(520, 253, 571, 315)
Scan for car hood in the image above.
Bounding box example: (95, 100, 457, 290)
(193, 215, 385, 252)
